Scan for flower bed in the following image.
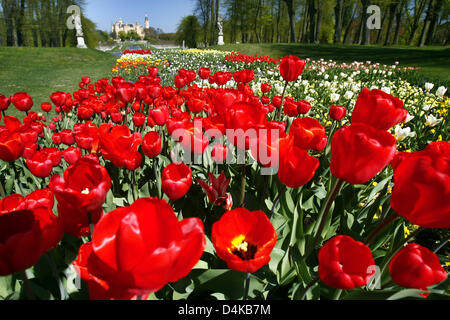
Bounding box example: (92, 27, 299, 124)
(0, 52, 448, 300)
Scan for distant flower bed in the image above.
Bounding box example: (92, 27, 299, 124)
(121, 49, 152, 55)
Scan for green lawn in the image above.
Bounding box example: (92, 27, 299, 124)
(210, 43, 450, 85)
(0, 47, 117, 118)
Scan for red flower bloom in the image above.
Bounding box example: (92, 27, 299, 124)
(390, 141, 450, 228)
(73, 197, 205, 298)
(261, 83, 271, 93)
(351, 88, 407, 131)
(0, 94, 10, 111)
(318, 235, 375, 290)
(212, 208, 277, 273)
(116, 82, 136, 104)
(50, 91, 67, 107)
(142, 131, 162, 158)
(279, 56, 306, 82)
(330, 123, 396, 185)
(0, 128, 23, 162)
(11, 92, 33, 112)
(211, 143, 228, 163)
(198, 67, 211, 80)
(132, 112, 146, 127)
(278, 138, 319, 188)
(60, 129, 75, 146)
(329, 104, 347, 121)
(0, 189, 62, 256)
(41, 102, 52, 113)
(197, 171, 231, 206)
(62, 146, 82, 165)
(297, 100, 311, 114)
(26, 149, 54, 178)
(162, 162, 193, 201)
(389, 243, 447, 290)
(99, 123, 142, 170)
(0, 209, 44, 275)
(289, 117, 327, 151)
(50, 157, 111, 237)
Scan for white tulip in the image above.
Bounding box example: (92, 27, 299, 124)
(394, 125, 416, 142)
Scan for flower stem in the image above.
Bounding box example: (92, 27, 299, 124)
(303, 178, 344, 260)
(332, 288, 342, 300)
(243, 273, 251, 300)
(276, 81, 289, 121)
(239, 163, 246, 206)
(45, 253, 68, 300)
(365, 211, 399, 246)
(0, 181, 5, 198)
(20, 271, 35, 300)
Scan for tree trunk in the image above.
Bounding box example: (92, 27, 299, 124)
(408, 0, 426, 45)
(384, 1, 399, 46)
(418, 0, 433, 47)
(360, 0, 370, 45)
(376, 10, 387, 44)
(283, 0, 296, 43)
(425, 0, 443, 45)
(315, 0, 322, 43)
(333, 0, 343, 43)
(307, 0, 316, 43)
(392, 0, 406, 45)
(343, 3, 356, 44)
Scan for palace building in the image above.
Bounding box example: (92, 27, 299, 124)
(111, 15, 150, 39)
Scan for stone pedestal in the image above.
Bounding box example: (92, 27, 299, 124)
(218, 35, 224, 46)
(77, 36, 87, 48)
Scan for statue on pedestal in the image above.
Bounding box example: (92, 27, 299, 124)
(74, 13, 87, 48)
(217, 16, 224, 46)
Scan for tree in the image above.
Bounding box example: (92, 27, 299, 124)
(282, 0, 295, 42)
(333, 0, 344, 43)
(176, 15, 201, 48)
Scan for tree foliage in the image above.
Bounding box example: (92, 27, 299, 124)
(0, 0, 101, 48)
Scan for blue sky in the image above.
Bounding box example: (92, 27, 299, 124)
(84, 0, 196, 33)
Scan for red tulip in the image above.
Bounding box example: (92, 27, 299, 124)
(162, 162, 192, 201)
(390, 141, 450, 228)
(0, 209, 44, 275)
(278, 138, 319, 188)
(351, 88, 407, 131)
(174, 75, 186, 89)
(212, 208, 277, 273)
(99, 123, 142, 170)
(389, 243, 447, 290)
(297, 100, 311, 114)
(279, 56, 306, 82)
(116, 82, 136, 104)
(198, 67, 211, 80)
(329, 104, 347, 121)
(148, 67, 158, 77)
(211, 143, 228, 163)
(142, 131, 162, 158)
(62, 146, 82, 165)
(11, 92, 33, 112)
(318, 235, 375, 290)
(73, 197, 206, 298)
(261, 83, 271, 93)
(330, 123, 396, 185)
(0, 94, 10, 111)
(26, 150, 54, 178)
(132, 112, 145, 127)
(0, 128, 23, 162)
(60, 129, 75, 146)
(283, 101, 298, 117)
(0, 189, 62, 255)
(81, 76, 91, 85)
(289, 117, 327, 151)
(197, 171, 231, 206)
(50, 91, 67, 107)
(50, 157, 111, 237)
(41, 102, 52, 113)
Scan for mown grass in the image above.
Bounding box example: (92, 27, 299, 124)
(0, 47, 117, 118)
(210, 43, 450, 86)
